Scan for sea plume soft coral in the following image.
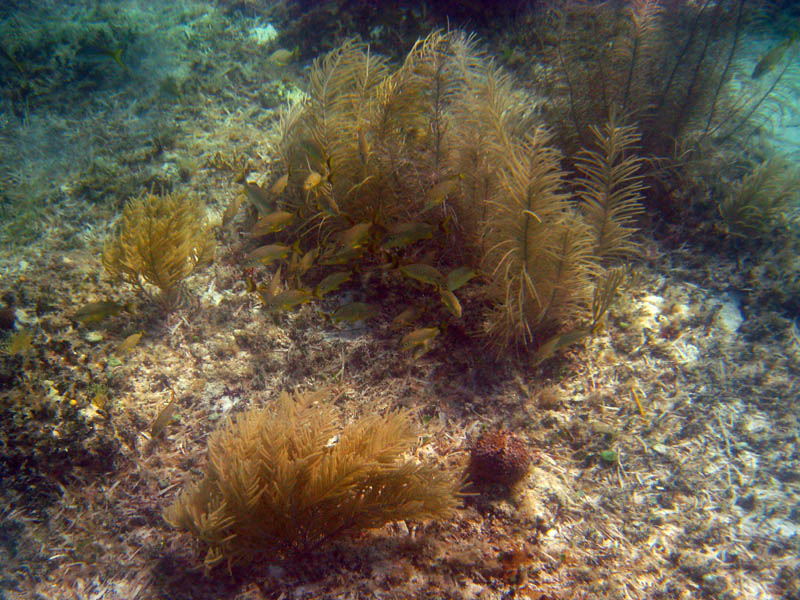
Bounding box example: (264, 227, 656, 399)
(101, 191, 214, 310)
(164, 389, 464, 571)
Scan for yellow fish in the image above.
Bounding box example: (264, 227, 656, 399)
(245, 243, 290, 265)
(267, 46, 298, 66)
(73, 300, 130, 325)
(303, 171, 323, 191)
(222, 192, 246, 227)
(330, 302, 378, 324)
(116, 331, 143, 354)
(315, 271, 351, 298)
(390, 307, 419, 331)
(399, 264, 443, 288)
(381, 222, 434, 250)
(339, 222, 372, 249)
(151, 390, 179, 438)
(401, 327, 439, 358)
(261, 289, 314, 311)
(252, 211, 294, 235)
(270, 172, 289, 195)
(439, 289, 462, 318)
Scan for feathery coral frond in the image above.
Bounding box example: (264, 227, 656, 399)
(482, 124, 594, 346)
(575, 119, 645, 261)
(164, 389, 463, 571)
(102, 191, 214, 309)
(719, 157, 800, 237)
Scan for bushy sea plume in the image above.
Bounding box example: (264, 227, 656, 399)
(164, 389, 464, 571)
(718, 157, 800, 237)
(242, 31, 643, 358)
(102, 191, 214, 310)
(529, 0, 782, 157)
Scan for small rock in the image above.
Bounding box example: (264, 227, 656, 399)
(714, 299, 744, 334)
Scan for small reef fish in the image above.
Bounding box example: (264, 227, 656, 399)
(330, 302, 378, 324)
(401, 327, 439, 358)
(245, 243, 290, 265)
(339, 222, 372, 250)
(357, 126, 370, 164)
(381, 222, 434, 250)
(222, 193, 246, 227)
(252, 211, 294, 236)
(103, 47, 131, 73)
(303, 171, 324, 191)
(399, 263, 444, 288)
(77, 43, 132, 74)
(261, 289, 314, 311)
(423, 174, 463, 212)
(445, 266, 477, 292)
(390, 307, 419, 330)
(319, 248, 361, 266)
(752, 31, 798, 79)
(116, 331, 143, 354)
(293, 248, 316, 277)
(73, 300, 131, 325)
(439, 289, 462, 318)
(151, 390, 178, 438)
(243, 181, 274, 215)
(315, 271, 351, 298)
(270, 173, 289, 195)
(267, 46, 298, 66)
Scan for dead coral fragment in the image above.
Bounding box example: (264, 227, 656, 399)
(102, 191, 214, 309)
(164, 389, 464, 571)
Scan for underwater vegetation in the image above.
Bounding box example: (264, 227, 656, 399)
(102, 191, 215, 311)
(718, 157, 800, 238)
(0, 2, 139, 108)
(240, 0, 527, 65)
(164, 388, 464, 571)
(525, 0, 792, 160)
(236, 31, 641, 358)
(0, 380, 119, 503)
(0, 320, 122, 507)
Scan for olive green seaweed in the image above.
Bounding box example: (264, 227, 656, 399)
(533, 0, 791, 157)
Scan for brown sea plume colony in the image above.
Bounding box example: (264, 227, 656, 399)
(164, 389, 464, 571)
(102, 191, 214, 310)
(236, 30, 644, 359)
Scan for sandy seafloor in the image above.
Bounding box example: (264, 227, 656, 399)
(1, 2, 799, 599)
